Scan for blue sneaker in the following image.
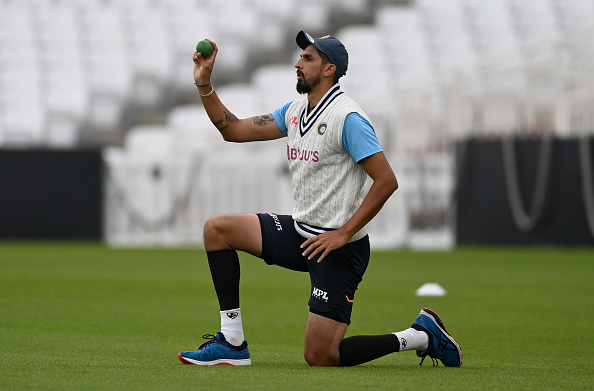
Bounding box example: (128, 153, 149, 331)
(411, 308, 462, 367)
(178, 332, 251, 366)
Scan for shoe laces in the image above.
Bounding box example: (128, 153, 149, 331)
(416, 327, 452, 366)
(417, 350, 440, 367)
(196, 334, 219, 351)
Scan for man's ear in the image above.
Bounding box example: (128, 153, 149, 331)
(324, 63, 337, 78)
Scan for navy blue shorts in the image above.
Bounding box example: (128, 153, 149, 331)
(257, 213, 370, 325)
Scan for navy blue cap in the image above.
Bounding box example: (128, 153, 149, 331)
(296, 30, 348, 78)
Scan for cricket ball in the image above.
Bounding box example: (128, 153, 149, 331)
(196, 40, 214, 57)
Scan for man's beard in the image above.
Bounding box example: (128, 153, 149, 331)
(296, 72, 321, 94)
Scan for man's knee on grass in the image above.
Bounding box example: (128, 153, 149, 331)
(304, 346, 340, 367)
(304, 312, 348, 367)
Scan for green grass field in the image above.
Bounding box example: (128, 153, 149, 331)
(1, 242, 592, 390)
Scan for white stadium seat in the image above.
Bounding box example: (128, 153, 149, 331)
(124, 125, 173, 155)
(215, 84, 260, 119)
(375, 6, 433, 80)
(508, 0, 558, 42)
(553, 0, 594, 30)
(292, 0, 333, 34)
(166, 104, 221, 153)
(1, 106, 46, 147)
(0, 5, 35, 45)
(462, 0, 518, 56)
(417, 0, 476, 69)
(251, 64, 302, 112)
(336, 25, 390, 99)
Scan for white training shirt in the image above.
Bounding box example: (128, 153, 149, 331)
(271, 84, 382, 242)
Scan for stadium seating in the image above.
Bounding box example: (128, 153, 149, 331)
(165, 103, 222, 154)
(417, 0, 475, 70)
(125, 6, 175, 108)
(0, 0, 572, 149)
(462, 0, 518, 57)
(374, 5, 433, 81)
(1, 0, 591, 150)
(250, 64, 302, 112)
(335, 25, 391, 100)
(508, 0, 558, 42)
(554, 0, 594, 30)
(3, 0, 594, 247)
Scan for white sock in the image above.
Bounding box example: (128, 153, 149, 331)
(220, 308, 244, 346)
(393, 328, 429, 352)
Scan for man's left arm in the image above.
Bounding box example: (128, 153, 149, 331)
(301, 151, 398, 262)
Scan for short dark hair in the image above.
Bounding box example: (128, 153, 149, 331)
(317, 49, 340, 84)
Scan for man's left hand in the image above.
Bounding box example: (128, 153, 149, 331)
(300, 230, 350, 263)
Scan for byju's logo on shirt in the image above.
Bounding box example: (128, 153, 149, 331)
(287, 145, 319, 162)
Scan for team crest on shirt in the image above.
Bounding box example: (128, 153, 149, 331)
(317, 122, 328, 136)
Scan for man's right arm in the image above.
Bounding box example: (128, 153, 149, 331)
(199, 89, 285, 142)
(193, 41, 285, 143)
